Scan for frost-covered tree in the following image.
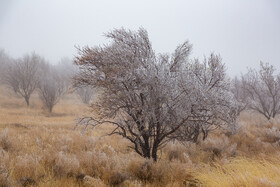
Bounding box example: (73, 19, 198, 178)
(74, 28, 237, 161)
(175, 55, 238, 142)
(242, 62, 280, 120)
(231, 77, 248, 115)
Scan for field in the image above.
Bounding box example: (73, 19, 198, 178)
(1, 86, 280, 187)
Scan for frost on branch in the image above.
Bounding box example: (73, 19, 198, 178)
(74, 28, 238, 161)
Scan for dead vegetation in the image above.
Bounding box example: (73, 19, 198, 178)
(0, 86, 280, 186)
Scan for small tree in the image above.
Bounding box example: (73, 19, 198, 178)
(4, 62, 19, 93)
(38, 66, 67, 113)
(76, 86, 94, 104)
(175, 55, 238, 142)
(0, 49, 11, 84)
(56, 57, 77, 90)
(231, 77, 248, 115)
(3, 53, 42, 106)
(74, 28, 237, 161)
(242, 62, 280, 120)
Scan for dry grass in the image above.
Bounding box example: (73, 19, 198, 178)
(196, 156, 280, 187)
(1, 85, 280, 186)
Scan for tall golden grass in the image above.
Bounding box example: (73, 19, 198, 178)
(0, 85, 280, 186)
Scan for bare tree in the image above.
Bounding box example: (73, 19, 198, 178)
(56, 57, 77, 91)
(242, 62, 280, 120)
(0, 50, 11, 84)
(3, 53, 42, 106)
(76, 86, 94, 104)
(231, 77, 248, 115)
(175, 55, 238, 142)
(0, 50, 18, 91)
(74, 28, 237, 161)
(38, 65, 67, 113)
(3, 62, 19, 93)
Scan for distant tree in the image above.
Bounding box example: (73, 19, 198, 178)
(3, 62, 19, 93)
(56, 57, 77, 90)
(242, 62, 280, 120)
(76, 86, 94, 104)
(231, 77, 248, 115)
(38, 65, 67, 113)
(0, 50, 11, 84)
(0, 50, 18, 91)
(74, 28, 237, 161)
(3, 53, 42, 106)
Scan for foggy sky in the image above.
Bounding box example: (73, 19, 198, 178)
(0, 0, 279, 77)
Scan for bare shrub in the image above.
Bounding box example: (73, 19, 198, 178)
(242, 62, 280, 120)
(38, 65, 67, 113)
(231, 77, 249, 114)
(74, 28, 238, 161)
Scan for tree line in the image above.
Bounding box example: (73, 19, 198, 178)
(0, 50, 94, 112)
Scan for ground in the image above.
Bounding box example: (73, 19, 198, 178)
(0, 85, 280, 187)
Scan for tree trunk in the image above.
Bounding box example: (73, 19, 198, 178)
(142, 133, 151, 159)
(202, 128, 208, 141)
(151, 144, 158, 161)
(142, 145, 151, 160)
(264, 114, 271, 120)
(49, 105, 53, 113)
(24, 96, 30, 106)
(151, 140, 160, 162)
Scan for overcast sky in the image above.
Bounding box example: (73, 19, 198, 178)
(0, 0, 279, 77)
